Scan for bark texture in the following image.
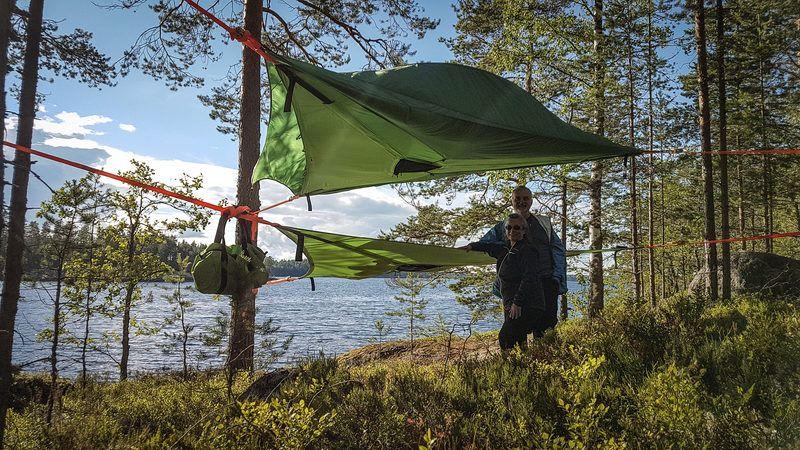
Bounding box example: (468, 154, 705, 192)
(229, 0, 262, 373)
(0, 0, 12, 250)
(717, 0, 731, 300)
(694, 0, 718, 301)
(588, 0, 605, 316)
(0, 0, 45, 444)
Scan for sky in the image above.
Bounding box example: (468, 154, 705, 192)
(4, 1, 462, 259)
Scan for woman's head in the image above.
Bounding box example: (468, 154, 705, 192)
(505, 213, 527, 243)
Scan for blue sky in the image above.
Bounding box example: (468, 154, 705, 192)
(4, 1, 462, 258)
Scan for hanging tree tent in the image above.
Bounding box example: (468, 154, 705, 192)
(251, 54, 639, 280)
(255, 54, 639, 196)
(5, 2, 798, 285)
(177, 0, 642, 282)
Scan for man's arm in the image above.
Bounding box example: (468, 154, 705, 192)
(551, 231, 568, 294)
(468, 241, 507, 260)
(479, 221, 504, 244)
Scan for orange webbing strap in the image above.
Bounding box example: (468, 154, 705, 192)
(652, 230, 800, 249)
(1, 140, 284, 234)
(255, 195, 302, 214)
(641, 148, 800, 156)
(221, 205, 259, 241)
(265, 277, 300, 286)
(3, 140, 225, 213)
(572, 230, 800, 256)
(183, 0, 276, 64)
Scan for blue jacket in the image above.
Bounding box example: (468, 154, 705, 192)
(479, 214, 568, 295)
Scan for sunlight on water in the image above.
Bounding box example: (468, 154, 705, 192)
(12, 278, 579, 378)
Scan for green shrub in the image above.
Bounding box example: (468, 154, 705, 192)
(630, 364, 707, 448)
(7, 295, 800, 449)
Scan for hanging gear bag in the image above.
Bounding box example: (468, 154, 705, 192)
(192, 213, 269, 295)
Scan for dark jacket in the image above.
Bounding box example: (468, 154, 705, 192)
(469, 240, 545, 311)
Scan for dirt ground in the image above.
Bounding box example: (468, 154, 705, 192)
(337, 332, 499, 366)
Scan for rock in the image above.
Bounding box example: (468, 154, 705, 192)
(688, 251, 800, 298)
(240, 367, 299, 400)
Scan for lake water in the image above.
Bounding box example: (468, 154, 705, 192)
(11, 278, 580, 378)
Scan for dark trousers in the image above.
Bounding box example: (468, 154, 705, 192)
(497, 305, 530, 350)
(535, 277, 560, 336)
(498, 305, 533, 350)
(498, 278, 560, 349)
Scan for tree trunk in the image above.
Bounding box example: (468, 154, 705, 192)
(82, 183, 100, 388)
(560, 178, 568, 322)
(47, 264, 64, 425)
(736, 163, 745, 249)
(757, 21, 771, 253)
(716, 0, 731, 300)
(181, 304, 188, 380)
(0, 0, 13, 252)
(120, 284, 134, 381)
(660, 157, 667, 300)
(229, 0, 262, 374)
(0, 0, 45, 444)
(794, 199, 800, 232)
(694, 0, 718, 302)
(647, 0, 657, 307)
(627, 37, 640, 305)
(588, 0, 605, 317)
(119, 223, 138, 381)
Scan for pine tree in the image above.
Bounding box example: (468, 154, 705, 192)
(101, 161, 209, 381)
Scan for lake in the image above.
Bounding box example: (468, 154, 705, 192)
(11, 278, 581, 378)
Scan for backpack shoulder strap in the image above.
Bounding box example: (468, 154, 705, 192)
(533, 214, 553, 241)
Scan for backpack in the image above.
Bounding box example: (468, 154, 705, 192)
(192, 214, 269, 295)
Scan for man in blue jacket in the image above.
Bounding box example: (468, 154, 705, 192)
(479, 186, 567, 333)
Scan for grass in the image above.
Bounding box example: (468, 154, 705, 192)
(7, 293, 800, 449)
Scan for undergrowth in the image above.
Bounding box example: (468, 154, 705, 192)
(7, 294, 800, 449)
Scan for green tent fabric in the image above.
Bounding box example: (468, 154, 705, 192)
(254, 55, 639, 195)
(277, 225, 586, 279)
(278, 226, 495, 279)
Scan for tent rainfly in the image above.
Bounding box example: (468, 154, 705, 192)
(254, 55, 639, 196)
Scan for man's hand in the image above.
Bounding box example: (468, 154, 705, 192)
(509, 303, 522, 319)
(458, 244, 473, 251)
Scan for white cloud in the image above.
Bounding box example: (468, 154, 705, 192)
(40, 137, 418, 259)
(119, 123, 136, 133)
(35, 111, 112, 136)
(4, 115, 17, 133)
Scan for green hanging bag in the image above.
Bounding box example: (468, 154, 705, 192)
(192, 213, 269, 295)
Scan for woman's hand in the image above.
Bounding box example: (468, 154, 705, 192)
(509, 303, 522, 319)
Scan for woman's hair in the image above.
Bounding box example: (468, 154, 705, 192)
(505, 213, 528, 229)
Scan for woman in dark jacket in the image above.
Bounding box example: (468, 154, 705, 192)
(466, 213, 546, 350)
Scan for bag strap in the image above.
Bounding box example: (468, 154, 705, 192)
(237, 219, 260, 273)
(211, 212, 230, 295)
(214, 212, 229, 245)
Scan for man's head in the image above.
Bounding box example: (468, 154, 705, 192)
(511, 186, 532, 216)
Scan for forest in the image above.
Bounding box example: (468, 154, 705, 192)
(0, 0, 798, 448)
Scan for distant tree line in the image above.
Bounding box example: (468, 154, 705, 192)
(4, 221, 311, 280)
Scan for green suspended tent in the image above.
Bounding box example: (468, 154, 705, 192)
(253, 55, 639, 195)
(253, 54, 637, 280)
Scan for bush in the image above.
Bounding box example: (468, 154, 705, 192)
(7, 295, 800, 449)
